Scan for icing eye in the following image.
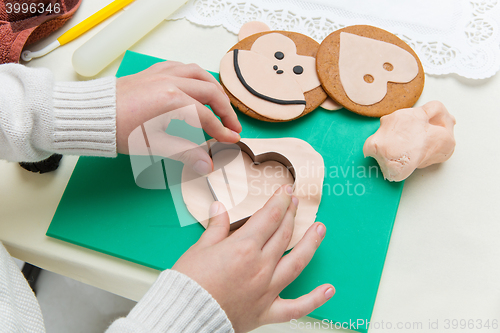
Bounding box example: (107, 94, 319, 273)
(276, 70, 284, 74)
(383, 62, 394, 71)
(293, 66, 303, 75)
(363, 74, 374, 83)
(274, 51, 284, 60)
(273, 65, 278, 70)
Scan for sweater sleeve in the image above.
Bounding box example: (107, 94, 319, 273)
(106, 270, 234, 333)
(0, 63, 116, 162)
(0, 242, 46, 333)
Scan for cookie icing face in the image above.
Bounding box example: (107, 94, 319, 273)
(249, 33, 321, 93)
(339, 32, 419, 105)
(220, 32, 323, 121)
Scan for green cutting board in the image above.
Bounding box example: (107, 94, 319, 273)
(48, 50, 403, 333)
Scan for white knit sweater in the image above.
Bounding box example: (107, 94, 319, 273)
(0, 64, 233, 332)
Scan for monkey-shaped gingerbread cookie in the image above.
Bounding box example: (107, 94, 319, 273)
(219, 22, 337, 122)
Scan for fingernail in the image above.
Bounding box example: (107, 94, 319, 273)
(209, 201, 220, 218)
(316, 224, 326, 238)
(193, 160, 211, 175)
(292, 196, 299, 206)
(325, 287, 335, 300)
(230, 129, 241, 139)
(285, 185, 293, 195)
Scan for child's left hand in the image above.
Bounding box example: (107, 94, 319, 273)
(115, 61, 242, 175)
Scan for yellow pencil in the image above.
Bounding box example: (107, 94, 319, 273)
(22, 0, 135, 61)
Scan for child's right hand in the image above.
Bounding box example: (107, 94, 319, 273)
(172, 184, 334, 333)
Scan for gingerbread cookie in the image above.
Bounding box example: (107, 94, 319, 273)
(316, 25, 425, 117)
(219, 22, 327, 122)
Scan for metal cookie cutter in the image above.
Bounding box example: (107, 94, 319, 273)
(205, 141, 296, 230)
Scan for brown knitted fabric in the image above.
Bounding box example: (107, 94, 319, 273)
(0, 0, 81, 64)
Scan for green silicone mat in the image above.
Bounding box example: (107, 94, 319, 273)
(48, 50, 403, 333)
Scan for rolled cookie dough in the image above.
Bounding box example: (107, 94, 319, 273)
(363, 101, 456, 182)
(181, 138, 324, 250)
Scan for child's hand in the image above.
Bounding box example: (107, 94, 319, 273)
(116, 61, 242, 175)
(172, 184, 334, 332)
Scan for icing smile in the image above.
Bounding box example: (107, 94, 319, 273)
(233, 49, 307, 106)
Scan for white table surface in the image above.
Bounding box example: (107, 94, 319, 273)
(1, 1, 499, 332)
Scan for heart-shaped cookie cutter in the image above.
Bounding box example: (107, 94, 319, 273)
(206, 140, 296, 230)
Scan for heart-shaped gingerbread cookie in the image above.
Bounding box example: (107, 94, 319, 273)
(316, 25, 425, 117)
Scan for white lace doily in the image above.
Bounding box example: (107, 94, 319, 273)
(170, 0, 500, 79)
